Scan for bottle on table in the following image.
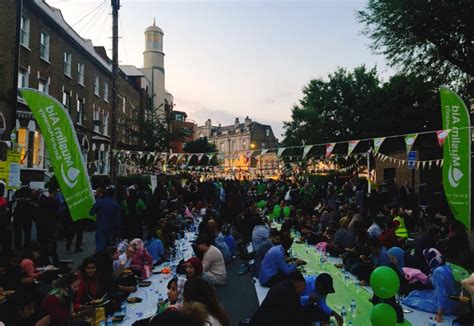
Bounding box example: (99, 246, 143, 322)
(350, 299, 356, 317)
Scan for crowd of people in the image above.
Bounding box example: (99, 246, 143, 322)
(0, 175, 472, 325)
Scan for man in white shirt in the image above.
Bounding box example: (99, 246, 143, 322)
(196, 235, 227, 285)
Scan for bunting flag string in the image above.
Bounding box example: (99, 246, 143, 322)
(436, 130, 450, 147)
(374, 152, 443, 170)
(373, 137, 385, 153)
(404, 133, 418, 153)
(302, 145, 314, 159)
(347, 140, 359, 157)
(325, 143, 336, 158)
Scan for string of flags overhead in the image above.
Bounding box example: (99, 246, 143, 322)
(113, 127, 463, 164)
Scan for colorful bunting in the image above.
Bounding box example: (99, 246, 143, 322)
(325, 143, 336, 158)
(347, 140, 359, 157)
(373, 137, 385, 153)
(277, 147, 286, 157)
(404, 133, 418, 153)
(436, 130, 450, 147)
(302, 145, 313, 159)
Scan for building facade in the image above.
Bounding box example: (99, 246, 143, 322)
(195, 116, 278, 170)
(0, 0, 154, 183)
(169, 110, 195, 153)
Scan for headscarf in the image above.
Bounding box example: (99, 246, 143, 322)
(186, 257, 203, 277)
(423, 248, 445, 271)
(130, 238, 145, 251)
(387, 247, 405, 270)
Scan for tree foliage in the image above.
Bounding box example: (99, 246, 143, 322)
(184, 137, 216, 153)
(283, 66, 440, 146)
(358, 0, 474, 93)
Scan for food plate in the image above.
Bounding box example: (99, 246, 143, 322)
(112, 315, 125, 322)
(37, 266, 59, 272)
(127, 297, 143, 304)
(87, 299, 110, 307)
(138, 281, 152, 287)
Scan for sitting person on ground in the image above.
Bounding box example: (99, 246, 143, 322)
(74, 257, 102, 312)
(5, 290, 51, 326)
(222, 225, 236, 257)
(252, 229, 280, 277)
(20, 243, 47, 282)
(252, 218, 270, 252)
(195, 235, 227, 286)
(348, 236, 390, 284)
(94, 246, 136, 295)
(185, 257, 203, 279)
(149, 307, 204, 326)
(113, 244, 135, 272)
(156, 277, 182, 314)
(214, 224, 232, 263)
(403, 248, 461, 323)
(391, 208, 408, 240)
(300, 273, 343, 326)
(130, 238, 153, 278)
(259, 235, 305, 287)
(41, 272, 80, 326)
(251, 271, 307, 326)
(145, 231, 166, 266)
(183, 276, 231, 326)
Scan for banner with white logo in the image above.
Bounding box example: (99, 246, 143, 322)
(440, 87, 471, 229)
(20, 89, 95, 221)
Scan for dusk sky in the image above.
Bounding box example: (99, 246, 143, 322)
(47, 0, 394, 139)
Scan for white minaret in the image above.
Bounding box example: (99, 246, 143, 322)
(143, 19, 166, 118)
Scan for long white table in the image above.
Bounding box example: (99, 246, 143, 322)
(116, 232, 196, 325)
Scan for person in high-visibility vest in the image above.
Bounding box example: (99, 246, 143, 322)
(391, 208, 408, 239)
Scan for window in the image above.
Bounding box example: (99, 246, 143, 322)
(266, 129, 270, 137)
(62, 90, 71, 112)
(18, 128, 28, 165)
(40, 31, 49, 61)
(242, 140, 247, 149)
(18, 68, 29, 88)
(103, 112, 109, 136)
(77, 98, 84, 125)
(20, 15, 30, 47)
(93, 106, 100, 132)
(33, 131, 42, 166)
(220, 143, 225, 151)
(103, 82, 109, 101)
(77, 63, 84, 85)
(64, 52, 72, 76)
(38, 79, 48, 94)
(94, 76, 100, 96)
(122, 96, 126, 113)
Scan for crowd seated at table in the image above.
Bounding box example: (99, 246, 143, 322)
(1, 177, 474, 326)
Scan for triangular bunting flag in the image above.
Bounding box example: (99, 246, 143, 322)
(197, 153, 204, 162)
(405, 133, 418, 153)
(302, 145, 313, 159)
(373, 137, 385, 153)
(347, 140, 359, 157)
(261, 149, 269, 155)
(277, 147, 286, 157)
(436, 130, 450, 147)
(325, 143, 336, 158)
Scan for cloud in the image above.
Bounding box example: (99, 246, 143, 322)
(264, 91, 295, 104)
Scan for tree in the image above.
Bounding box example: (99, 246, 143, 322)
(184, 137, 216, 153)
(358, 0, 474, 94)
(283, 66, 381, 146)
(283, 66, 441, 146)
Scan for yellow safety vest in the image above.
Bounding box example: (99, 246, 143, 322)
(393, 216, 408, 238)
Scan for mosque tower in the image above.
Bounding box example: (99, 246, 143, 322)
(143, 19, 171, 119)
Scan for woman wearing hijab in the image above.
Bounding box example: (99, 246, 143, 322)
(402, 248, 460, 323)
(130, 238, 153, 278)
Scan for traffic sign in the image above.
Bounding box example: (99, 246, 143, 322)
(407, 151, 416, 169)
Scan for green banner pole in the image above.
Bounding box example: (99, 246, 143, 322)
(20, 88, 95, 221)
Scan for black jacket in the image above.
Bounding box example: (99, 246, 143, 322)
(251, 280, 305, 326)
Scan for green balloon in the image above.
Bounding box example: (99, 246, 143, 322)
(256, 200, 266, 209)
(272, 205, 281, 219)
(370, 303, 397, 326)
(370, 266, 400, 299)
(283, 206, 291, 217)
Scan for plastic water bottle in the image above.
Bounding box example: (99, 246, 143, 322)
(350, 299, 356, 317)
(344, 271, 349, 285)
(341, 306, 346, 320)
(428, 317, 436, 326)
(120, 303, 126, 315)
(348, 322, 353, 326)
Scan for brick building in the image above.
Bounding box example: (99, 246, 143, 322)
(195, 116, 278, 170)
(169, 110, 195, 153)
(0, 0, 152, 183)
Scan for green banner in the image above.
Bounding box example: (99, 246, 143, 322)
(440, 87, 471, 229)
(20, 89, 95, 221)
